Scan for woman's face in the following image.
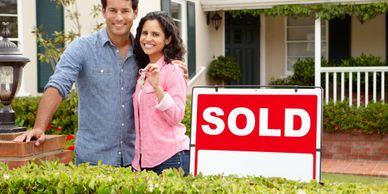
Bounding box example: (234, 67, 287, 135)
(139, 19, 171, 63)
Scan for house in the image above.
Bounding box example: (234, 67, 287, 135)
(3, 0, 388, 97)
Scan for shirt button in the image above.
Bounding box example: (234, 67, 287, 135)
(121, 123, 124, 126)
(120, 141, 123, 144)
(116, 50, 119, 53)
(100, 69, 104, 73)
(118, 152, 122, 155)
(121, 69, 124, 72)
(122, 105, 125, 108)
(121, 87, 124, 90)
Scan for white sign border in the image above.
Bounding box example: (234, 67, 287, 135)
(189, 87, 323, 182)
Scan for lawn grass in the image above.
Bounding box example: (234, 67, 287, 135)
(321, 173, 388, 185)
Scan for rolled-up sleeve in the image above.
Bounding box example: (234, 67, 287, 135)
(155, 65, 187, 126)
(45, 38, 84, 99)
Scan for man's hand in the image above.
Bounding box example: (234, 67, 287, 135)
(13, 128, 46, 146)
(172, 60, 188, 80)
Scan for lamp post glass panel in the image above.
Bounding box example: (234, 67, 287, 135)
(211, 12, 222, 30)
(0, 22, 29, 133)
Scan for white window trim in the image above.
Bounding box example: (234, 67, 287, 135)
(17, 0, 23, 52)
(171, 0, 188, 62)
(0, 0, 22, 50)
(284, 16, 328, 75)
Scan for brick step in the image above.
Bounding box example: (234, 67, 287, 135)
(0, 135, 66, 157)
(0, 149, 73, 169)
(0, 132, 24, 141)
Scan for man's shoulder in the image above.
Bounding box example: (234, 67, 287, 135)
(76, 31, 99, 44)
(67, 30, 101, 51)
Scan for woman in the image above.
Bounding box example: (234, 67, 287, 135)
(132, 11, 190, 175)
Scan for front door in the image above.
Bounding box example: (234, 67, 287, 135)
(225, 13, 260, 85)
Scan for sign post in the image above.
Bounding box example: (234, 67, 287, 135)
(189, 87, 322, 182)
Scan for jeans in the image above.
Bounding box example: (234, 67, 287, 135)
(143, 150, 190, 176)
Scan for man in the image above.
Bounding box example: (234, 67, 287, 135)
(14, 0, 187, 167)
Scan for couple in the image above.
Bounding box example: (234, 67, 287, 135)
(14, 0, 190, 175)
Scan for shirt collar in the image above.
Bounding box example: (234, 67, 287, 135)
(98, 27, 135, 47)
(156, 56, 167, 69)
(99, 28, 110, 46)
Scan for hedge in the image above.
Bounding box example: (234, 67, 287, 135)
(0, 161, 387, 193)
(7, 92, 388, 135)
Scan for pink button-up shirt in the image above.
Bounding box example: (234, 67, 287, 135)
(132, 56, 189, 171)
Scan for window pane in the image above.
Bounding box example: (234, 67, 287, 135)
(171, 2, 182, 20)
(0, 16, 17, 38)
(0, 0, 17, 14)
(286, 16, 327, 72)
(175, 21, 182, 31)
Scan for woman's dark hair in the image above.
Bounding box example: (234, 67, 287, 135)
(101, 0, 138, 10)
(134, 11, 186, 69)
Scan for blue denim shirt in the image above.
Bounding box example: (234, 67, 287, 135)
(46, 28, 137, 166)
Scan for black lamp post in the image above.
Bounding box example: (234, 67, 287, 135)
(0, 22, 30, 133)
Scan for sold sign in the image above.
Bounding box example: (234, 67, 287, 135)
(189, 87, 322, 182)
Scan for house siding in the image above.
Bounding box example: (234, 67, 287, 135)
(21, 0, 38, 96)
(17, 1, 388, 96)
(265, 16, 285, 83)
(352, 14, 386, 59)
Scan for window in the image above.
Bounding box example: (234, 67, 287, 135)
(170, 0, 188, 62)
(161, 0, 196, 78)
(0, 0, 18, 44)
(286, 17, 328, 74)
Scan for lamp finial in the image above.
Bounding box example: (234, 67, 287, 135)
(1, 22, 10, 40)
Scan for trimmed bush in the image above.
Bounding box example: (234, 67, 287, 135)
(5, 92, 388, 135)
(9, 91, 78, 135)
(0, 161, 387, 193)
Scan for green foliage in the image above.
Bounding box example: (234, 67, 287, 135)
(34, 0, 102, 70)
(269, 54, 387, 86)
(7, 91, 388, 135)
(182, 95, 192, 136)
(34, 28, 79, 70)
(228, 2, 388, 22)
(207, 56, 241, 84)
(340, 54, 386, 67)
(11, 91, 78, 135)
(0, 161, 387, 193)
(323, 101, 388, 134)
(269, 58, 329, 86)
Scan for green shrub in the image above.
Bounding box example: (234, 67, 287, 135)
(0, 161, 387, 193)
(10, 91, 78, 135)
(340, 54, 386, 67)
(207, 56, 240, 84)
(269, 54, 387, 86)
(323, 101, 388, 134)
(183, 95, 192, 136)
(7, 91, 388, 135)
(269, 58, 330, 86)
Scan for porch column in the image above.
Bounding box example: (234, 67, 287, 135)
(314, 16, 321, 87)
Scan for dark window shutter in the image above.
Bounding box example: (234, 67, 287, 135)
(36, 0, 64, 92)
(161, 0, 171, 15)
(329, 16, 351, 64)
(187, 2, 196, 78)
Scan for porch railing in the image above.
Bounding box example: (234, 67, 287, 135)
(320, 66, 388, 107)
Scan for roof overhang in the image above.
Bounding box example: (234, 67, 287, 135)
(201, 0, 380, 11)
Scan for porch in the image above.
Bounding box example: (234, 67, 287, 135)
(191, 0, 388, 106)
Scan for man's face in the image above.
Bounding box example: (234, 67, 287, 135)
(102, 0, 138, 39)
